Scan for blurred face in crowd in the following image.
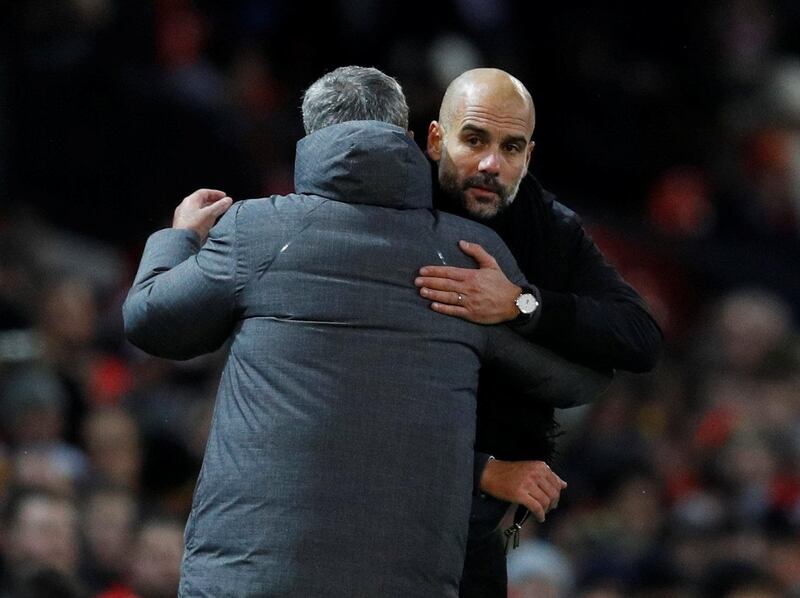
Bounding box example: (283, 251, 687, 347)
(130, 519, 185, 598)
(13, 449, 76, 496)
(7, 494, 79, 574)
(610, 472, 664, 542)
(83, 407, 142, 490)
(39, 278, 97, 349)
(83, 489, 137, 576)
(716, 290, 791, 373)
(428, 68, 535, 220)
(508, 578, 561, 598)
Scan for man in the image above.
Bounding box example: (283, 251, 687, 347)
(122, 66, 609, 597)
(416, 68, 663, 596)
(0, 488, 83, 594)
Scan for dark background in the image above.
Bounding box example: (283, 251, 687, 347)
(1, 1, 800, 596)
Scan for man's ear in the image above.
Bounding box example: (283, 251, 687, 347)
(524, 140, 535, 171)
(427, 121, 443, 160)
(406, 129, 415, 140)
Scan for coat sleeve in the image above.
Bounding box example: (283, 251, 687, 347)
(482, 325, 612, 408)
(511, 206, 663, 373)
(481, 232, 613, 408)
(122, 203, 242, 360)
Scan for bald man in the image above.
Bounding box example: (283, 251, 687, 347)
(416, 68, 663, 597)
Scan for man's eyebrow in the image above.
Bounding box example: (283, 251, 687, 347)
(459, 123, 489, 136)
(502, 134, 529, 146)
(459, 123, 528, 146)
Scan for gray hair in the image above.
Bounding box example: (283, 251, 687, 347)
(301, 66, 409, 134)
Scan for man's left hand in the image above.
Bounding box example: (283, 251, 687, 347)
(173, 188, 233, 244)
(415, 240, 520, 324)
(479, 459, 567, 523)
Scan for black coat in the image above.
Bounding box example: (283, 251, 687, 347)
(433, 171, 663, 462)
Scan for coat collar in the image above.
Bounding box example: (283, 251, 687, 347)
(294, 121, 431, 209)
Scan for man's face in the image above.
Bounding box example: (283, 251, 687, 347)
(429, 93, 534, 220)
(9, 496, 79, 574)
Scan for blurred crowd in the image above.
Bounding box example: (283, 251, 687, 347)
(1, 0, 800, 596)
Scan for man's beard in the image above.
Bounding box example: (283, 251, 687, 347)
(438, 152, 521, 221)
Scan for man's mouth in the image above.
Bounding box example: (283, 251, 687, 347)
(468, 186, 500, 200)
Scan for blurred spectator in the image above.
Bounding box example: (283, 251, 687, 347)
(38, 279, 97, 372)
(34, 276, 101, 445)
(5, 564, 87, 598)
(648, 167, 715, 239)
(0, 364, 70, 448)
(507, 539, 575, 598)
(125, 517, 184, 598)
(765, 535, 800, 594)
(701, 560, 786, 598)
(79, 485, 138, 594)
(712, 289, 795, 374)
(11, 447, 84, 499)
(1, 3, 800, 596)
(81, 407, 141, 492)
(1, 488, 83, 593)
(0, 365, 88, 496)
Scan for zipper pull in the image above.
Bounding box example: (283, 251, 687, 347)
(503, 506, 532, 553)
(503, 522, 522, 554)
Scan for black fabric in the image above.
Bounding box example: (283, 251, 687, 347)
(432, 165, 663, 597)
(432, 169, 662, 464)
(472, 452, 494, 496)
(459, 500, 509, 598)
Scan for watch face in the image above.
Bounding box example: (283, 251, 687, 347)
(517, 293, 538, 314)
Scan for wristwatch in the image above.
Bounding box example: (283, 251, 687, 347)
(514, 287, 539, 322)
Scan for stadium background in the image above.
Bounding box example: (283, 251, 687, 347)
(1, 1, 800, 596)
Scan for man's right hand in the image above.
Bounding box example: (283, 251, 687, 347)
(479, 458, 567, 523)
(173, 189, 233, 243)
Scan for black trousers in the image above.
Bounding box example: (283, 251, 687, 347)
(458, 496, 511, 598)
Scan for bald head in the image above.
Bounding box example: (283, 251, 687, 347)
(439, 68, 535, 136)
(428, 68, 536, 220)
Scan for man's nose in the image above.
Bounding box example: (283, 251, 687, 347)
(478, 150, 501, 175)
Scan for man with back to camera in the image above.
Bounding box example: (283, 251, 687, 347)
(122, 66, 611, 597)
(415, 68, 663, 597)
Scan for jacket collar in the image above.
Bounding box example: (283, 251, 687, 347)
(294, 121, 432, 209)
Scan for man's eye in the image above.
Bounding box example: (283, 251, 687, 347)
(466, 137, 481, 146)
(505, 144, 522, 153)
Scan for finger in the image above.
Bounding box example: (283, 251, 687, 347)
(525, 484, 553, 507)
(430, 303, 474, 320)
(544, 467, 568, 489)
(459, 240, 498, 269)
(187, 188, 227, 206)
(201, 196, 233, 218)
(535, 462, 568, 490)
(418, 266, 470, 280)
(200, 190, 228, 207)
(519, 495, 547, 523)
(415, 277, 462, 292)
(541, 483, 563, 511)
(526, 486, 557, 522)
(420, 288, 464, 306)
(534, 474, 562, 502)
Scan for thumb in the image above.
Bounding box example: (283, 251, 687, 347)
(459, 240, 498, 269)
